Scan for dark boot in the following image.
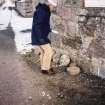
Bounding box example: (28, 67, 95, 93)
(41, 68, 56, 75)
(41, 70, 49, 74)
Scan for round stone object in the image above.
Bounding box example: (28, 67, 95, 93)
(67, 66, 81, 76)
(59, 55, 70, 66)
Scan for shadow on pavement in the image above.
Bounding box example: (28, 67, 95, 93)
(0, 24, 15, 52)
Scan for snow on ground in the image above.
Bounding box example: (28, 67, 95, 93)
(0, 1, 34, 54)
(11, 9, 33, 54)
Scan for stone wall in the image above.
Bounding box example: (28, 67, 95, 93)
(15, 0, 33, 17)
(0, 0, 5, 6)
(49, 0, 105, 78)
(78, 8, 105, 77)
(17, 0, 105, 78)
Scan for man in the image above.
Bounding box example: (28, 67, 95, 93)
(31, 0, 57, 74)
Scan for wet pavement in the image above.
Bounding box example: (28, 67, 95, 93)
(48, 73, 105, 105)
(22, 51, 105, 105)
(0, 27, 24, 105)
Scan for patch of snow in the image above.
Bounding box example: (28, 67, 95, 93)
(0, 1, 34, 54)
(11, 10, 33, 54)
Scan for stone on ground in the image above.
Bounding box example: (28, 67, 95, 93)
(67, 66, 81, 76)
(59, 54, 70, 66)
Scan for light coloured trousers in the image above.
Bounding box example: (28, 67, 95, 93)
(39, 44, 53, 70)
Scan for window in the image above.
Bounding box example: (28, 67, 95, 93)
(84, 0, 105, 7)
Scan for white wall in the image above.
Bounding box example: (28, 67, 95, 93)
(85, 0, 105, 7)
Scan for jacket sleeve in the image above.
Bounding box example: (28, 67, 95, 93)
(33, 8, 45, 38)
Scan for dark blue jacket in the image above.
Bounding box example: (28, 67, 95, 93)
(31, 3, 51, 45)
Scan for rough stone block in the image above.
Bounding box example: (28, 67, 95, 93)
(49, 33, 63, 48)
(62, 36, 82, 50)
(52, 52, 61, 65)
(59, 54, 70, 66)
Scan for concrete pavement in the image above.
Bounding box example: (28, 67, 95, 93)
(0, 27, 26, 105)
